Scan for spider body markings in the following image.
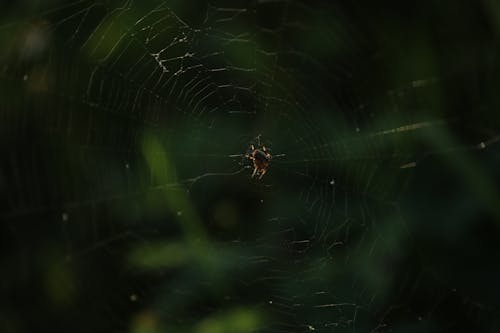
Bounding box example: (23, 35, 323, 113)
(247, 144, 272, 179)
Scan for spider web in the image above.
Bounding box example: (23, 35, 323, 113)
(1, 0, 500, 332)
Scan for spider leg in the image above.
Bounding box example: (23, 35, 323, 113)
(251, 167, 258, 178)
(258, 169, 267, 179)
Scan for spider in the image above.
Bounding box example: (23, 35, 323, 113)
(247, 144, 272, 179)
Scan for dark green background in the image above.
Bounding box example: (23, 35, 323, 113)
(1, 1, 500, 332)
